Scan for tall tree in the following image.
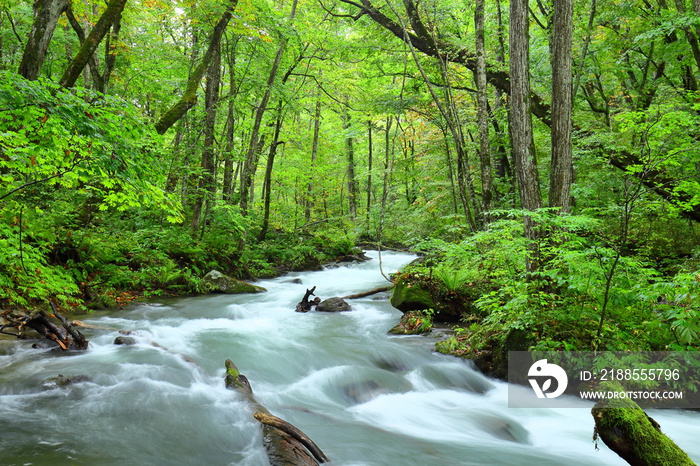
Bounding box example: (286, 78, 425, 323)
(341, 100, 358, 219)
(474, 0, 493, 219)
(548, 0, 574, 212)
(58, 0, 128, 88)
(191, 41, 221, 235)
(510, 0, 542, 270)
(17, 0, 69, 80)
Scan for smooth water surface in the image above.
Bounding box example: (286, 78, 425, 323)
(1, 251, 698, 465)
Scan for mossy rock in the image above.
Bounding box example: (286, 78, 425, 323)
(389, 311, 433, 335)
(390, 275, 435, 312)
(203, 270, 266, 294)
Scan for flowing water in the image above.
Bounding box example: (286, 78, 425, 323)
(1, 251, 699, 465)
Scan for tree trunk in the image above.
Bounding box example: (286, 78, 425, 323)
(306, 94, 322, 223)
(222, 42, 238, 203)
(342, 102, 358, 219)
(18, 0, 69, 80)
(509, 0, 542, 271)
(548, 0, 574, 212)
(591, 382, 695, 466)
(191, 41, 221, 236)
(258, 101, 284, 241)
(155, 0, 238, 134)
(65, 5, 103, 90)
(58, 0, 128, 88)
(240, 46, 286, 217)
(475, 0, 493, 220)
(366, 120, 373, 232)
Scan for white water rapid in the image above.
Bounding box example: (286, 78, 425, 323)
(1, 251, 698, 465)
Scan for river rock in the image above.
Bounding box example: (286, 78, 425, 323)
(114, 336, 136, 345)
(203, 270, 266, 294)
(316, 297, 351, 312)
(41, 374, 91, 390)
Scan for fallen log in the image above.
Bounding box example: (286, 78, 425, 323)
(591, 382, 695, 466)
(224, 359, 327, 465)
(1, 304, 89, 350)
(254, 412, 329, 464)
(342, 285, 392, 300)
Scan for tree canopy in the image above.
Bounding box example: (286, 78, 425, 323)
(1, 0, 700, 353)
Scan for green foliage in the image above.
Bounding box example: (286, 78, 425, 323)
(429, 211, 699, 359)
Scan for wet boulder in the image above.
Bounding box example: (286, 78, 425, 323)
(114, 336, 137, 345)
(316, 297, 351, 312)
(41, 374, 91, 390)
(203, 270, 266, 294)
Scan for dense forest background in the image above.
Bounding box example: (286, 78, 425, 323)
(1, 0, 700, 354)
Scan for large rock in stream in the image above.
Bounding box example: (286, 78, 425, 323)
(203, 270, 266, 294)
(316, 297, 351, 312)
(390, 274, 435, 312)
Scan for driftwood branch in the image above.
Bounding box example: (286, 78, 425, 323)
(342, 285, 392, 300)
(295, 286, 320, 312)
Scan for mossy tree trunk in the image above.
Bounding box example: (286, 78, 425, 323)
(154, 0, 238, 135)
(18, 0, 69, 80)
(591, 383, 695, 466)
(224, 360, 327, 466)
(58, 0, 128, 88)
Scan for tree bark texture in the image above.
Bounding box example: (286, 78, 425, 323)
(155, 0, 238, 134)
(18, 0, 69, 80)
(58, 0, 128, 88)
(510, 0, 542, 273)
(509, 0, 541, 213)
(549, 0, 574, 212)
(474, 0, 493, 218)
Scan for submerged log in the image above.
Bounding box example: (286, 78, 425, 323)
(591, 382, 695, 466)
(224, 359, 327, 465)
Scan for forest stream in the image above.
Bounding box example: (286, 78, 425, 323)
(1, 251, 699, 465)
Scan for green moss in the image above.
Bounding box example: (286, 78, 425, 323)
(592, 381, 695, 466)
(390, 275, 435, 311)
(224, 359, 242, 390)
